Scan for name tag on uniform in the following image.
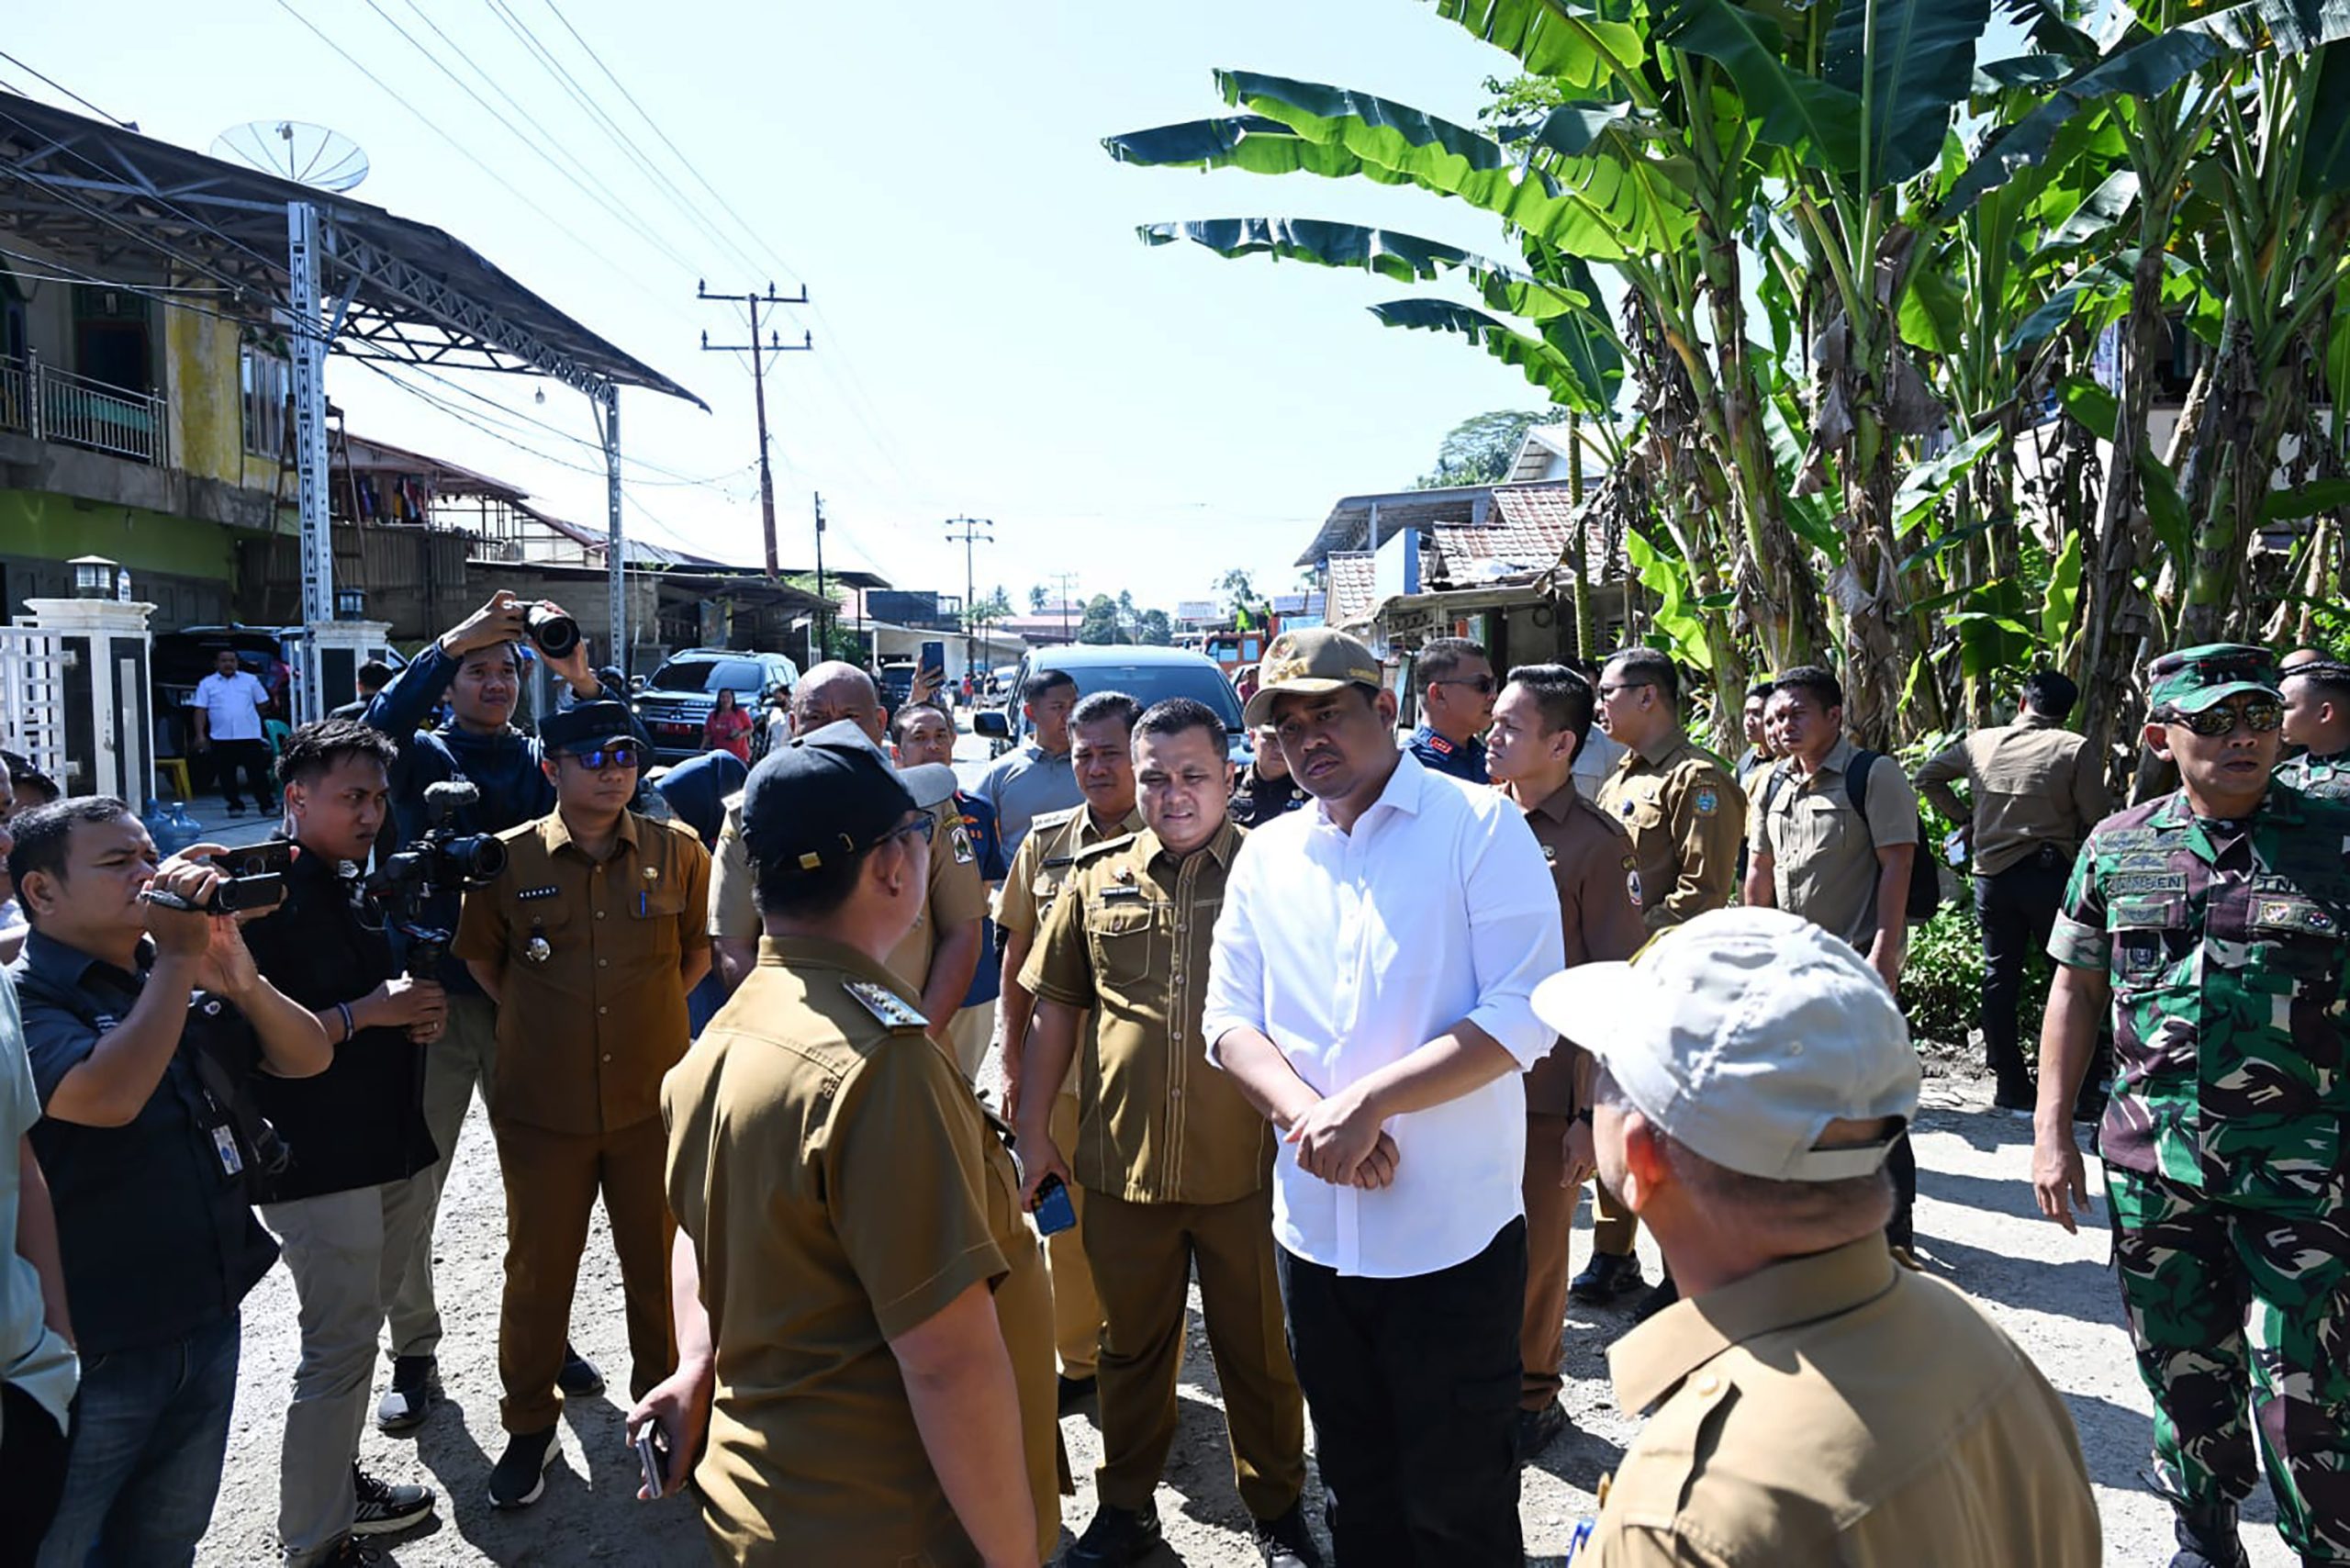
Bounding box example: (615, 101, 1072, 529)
(517, 885, 562, 902)
(212, 1123, 243, 1177)
(1100, 884, 1145, 902)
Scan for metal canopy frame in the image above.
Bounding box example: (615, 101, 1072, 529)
(0, 91, 708, 711)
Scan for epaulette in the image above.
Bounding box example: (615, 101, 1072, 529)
(1073, 833, 1137, 863)
(842, 978, 930, 1033)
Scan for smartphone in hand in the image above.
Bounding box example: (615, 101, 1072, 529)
(634, 1425, 669, 1498)
(1032, 1173, 1077, 1236)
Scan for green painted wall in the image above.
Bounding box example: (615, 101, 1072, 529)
(0, 489, 237, 583)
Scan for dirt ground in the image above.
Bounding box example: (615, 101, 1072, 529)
(199, 1043, 2293, 1567)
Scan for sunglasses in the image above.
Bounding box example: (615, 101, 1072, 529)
(871, 813, 935, 851)
(1433, 675, 1497, 696)
(2164, 701, 2283, 737)
(568, 745, 642, 770)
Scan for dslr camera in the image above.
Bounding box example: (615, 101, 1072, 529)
(367, 779, 509, 973)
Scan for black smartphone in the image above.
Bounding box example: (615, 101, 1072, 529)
(1032, 1173, 1077, 1237)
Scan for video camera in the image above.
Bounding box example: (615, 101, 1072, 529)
(366, 779, 509, 974)
(140, 840, 297, 916)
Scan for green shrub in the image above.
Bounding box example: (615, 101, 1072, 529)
(1901, 901, 1985, 1047)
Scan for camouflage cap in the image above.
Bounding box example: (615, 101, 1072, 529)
(1243, 627, 1386, 727)
(2146, 644, 2281, 716)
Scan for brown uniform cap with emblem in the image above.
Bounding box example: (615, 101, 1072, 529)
(660, 723, 1065, 1564)
(1242, 627, 1386, 727)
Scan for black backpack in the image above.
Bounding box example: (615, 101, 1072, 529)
(1762, 749, 1943, 924)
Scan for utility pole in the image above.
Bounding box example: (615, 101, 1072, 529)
(945, 516, 995, 690)
(811, 491, 830, 663)
(1050, 570, 1080, 644)
(698, 282, 810, 578)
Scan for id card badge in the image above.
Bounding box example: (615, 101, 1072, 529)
(211, 1123, 244, 1178)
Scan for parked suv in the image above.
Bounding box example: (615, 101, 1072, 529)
(632, 649, 800, 764)
(975, 644, 1250, 766)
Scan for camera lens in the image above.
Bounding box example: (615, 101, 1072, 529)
(464, 838, 509, 880)
(526, 606, 580, 660)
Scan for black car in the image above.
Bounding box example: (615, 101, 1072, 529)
(631, 649, 801, 763)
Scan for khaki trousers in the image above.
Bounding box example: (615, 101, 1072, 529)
(993, 1220, 1069, 1560)
(490, 1115, 675, 1433)
(385, 992, 498, 1357)
(1521, 1114, 1574, 1412)
(1082, 1187, 1304, 1519)
(1593, 1178, 1639, 1258)
(1047, 1092, 1102, 1380)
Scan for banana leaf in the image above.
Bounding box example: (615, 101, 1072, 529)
(1137, 218, 1597, 322)
(1823, 0, 1998, 183)
(2300, 44, 2350, 195)
(1658, 0, 1869, 171)
(1370, 297, 1623, 413)
(2042, 527, 2085, 646)
(1423, 0, 1649, 93)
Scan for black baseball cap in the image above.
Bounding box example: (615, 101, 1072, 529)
(741, 719, 956, 877)
(539, 700, 637, 755)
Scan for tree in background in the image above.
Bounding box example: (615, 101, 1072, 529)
(1079, 594, 1131, 644)
(1214, 566, 1262, 627)
(1027, 584, 1048, 613)
(1416, 409, 1546, 487)
(1136, 608, 1175, 644)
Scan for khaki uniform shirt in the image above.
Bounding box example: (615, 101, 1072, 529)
(1594, 1239, 2100, 1567)
(1023, 821, 1274, 1206)
(1751, 738, 1920, 952)
(993, 804, 1145, 939)
(662, 937, 1046, 1567)
(710, 793, 982, 1007)
(1517, 784, 1646, 1116)
(453, 810, 709, 1136)
(1912, 714, 2109, 877)
(1595, 730, 1747, 931)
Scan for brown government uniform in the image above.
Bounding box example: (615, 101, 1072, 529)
(996, 801, 1142, 1383)
(1749, 737, 1920, 952)
(1591, 1238, 2101, 1566)
(451, 807, 710, 1433)
(710, 790, 986, 1003)
(1515, 783, 1646, 1414)
(1589, 730, 1747, 1260)
(1022, 819, 1306, 1521)
(662, 937, 1060, 1567)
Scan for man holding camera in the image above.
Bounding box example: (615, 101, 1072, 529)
(454, 701, 710, 1510)
(6, 798, 331, 1564)
(363, 590, 634, 1432)
(238, 721, 447, 1564)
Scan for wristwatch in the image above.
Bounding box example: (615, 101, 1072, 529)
(1573, 1107, 1595, 1127)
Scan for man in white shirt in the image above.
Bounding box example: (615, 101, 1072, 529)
(1203, 628, 1563, 1567)
(189, 648, 274, 816)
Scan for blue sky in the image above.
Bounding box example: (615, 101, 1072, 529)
(7, 2, 1540, 610)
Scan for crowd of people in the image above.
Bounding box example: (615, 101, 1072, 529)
(0, 586, 2344, 1568)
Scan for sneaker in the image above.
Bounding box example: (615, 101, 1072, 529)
(2168, 1502, 2248, 1568)
(1567, 1251, 1644, 1305)
(350, 1465, 435, 1535)
(1057, 1372, 1098, 1414)
(556, 1342, 605, 1398)
(375, 1354, 441, 1435)
(1628, 1275, 1680, 1324)
(1249, 1501, 1326, 1568)
(487, 1426, 559, 1511)
(1516, 1400, 1570, 1462)
(1065, 1500, 1163, 1567)
(1991, 1081, 2037, 1117)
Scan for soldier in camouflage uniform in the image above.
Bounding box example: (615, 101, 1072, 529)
(2033, 644, 2350, 1568)
(2277, 659, 2350, 801)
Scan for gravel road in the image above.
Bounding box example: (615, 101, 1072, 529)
(197, 1055, 2291, 1567)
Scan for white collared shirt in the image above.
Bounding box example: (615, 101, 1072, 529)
(191, 670, 269, 742)
(1203, 750, 1563, 1278)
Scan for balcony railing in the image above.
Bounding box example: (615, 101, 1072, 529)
(0, 353, 169, 466)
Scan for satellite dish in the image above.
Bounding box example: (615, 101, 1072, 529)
(209, 120, 369, 192)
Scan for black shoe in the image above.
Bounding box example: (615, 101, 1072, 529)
(1516, 1400, 1570, 1462)
(375, 1354, 441, 1434)
(1249, 1501, 1326, 1567)
(1568, 1251, 1644, 1305)
(1057, 1372, 1098, 1414)
(487, 1426, 559, 1511)
(309, 1538, 383, 1567)
(1628, 1275, 1680, 1324)
(2168, 1502, 2248, 1568)
(1066, 1500, 1163, 1567)
(556, 1342, 605, 1399)
(226, 803, 246, 816)
(350, 1465, 435, 1535)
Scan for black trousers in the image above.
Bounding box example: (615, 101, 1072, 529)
(0, 1381, 71, 1565)
(207, 738, 273, 812)
(1886, 1130, 1918, 1253)
(1276, 1218, 1525, 1568)
(1974, 850, 2069, 1093)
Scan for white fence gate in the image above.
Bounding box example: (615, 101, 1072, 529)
(0, 625, 70, 788)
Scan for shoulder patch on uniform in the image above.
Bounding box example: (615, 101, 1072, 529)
(516, 885, 562, 902)
(843, 979, 930, 1032)
(2100, 828, 2161, 848)
(950, 824, 975, 866)
(1422, 732, 1454, 755)
(1694, 789, 1718, 817)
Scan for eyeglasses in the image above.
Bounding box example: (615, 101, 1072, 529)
(1596, 682, 1651, 700)
(876, 813, 935, 849)
(572, 745, 641, 770)
(2163, 701, 2284, 737)
(1432, 676, 1497, 696)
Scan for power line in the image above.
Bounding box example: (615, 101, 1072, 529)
(0, 50, 132, 128)
(699, 283, 811, 577)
